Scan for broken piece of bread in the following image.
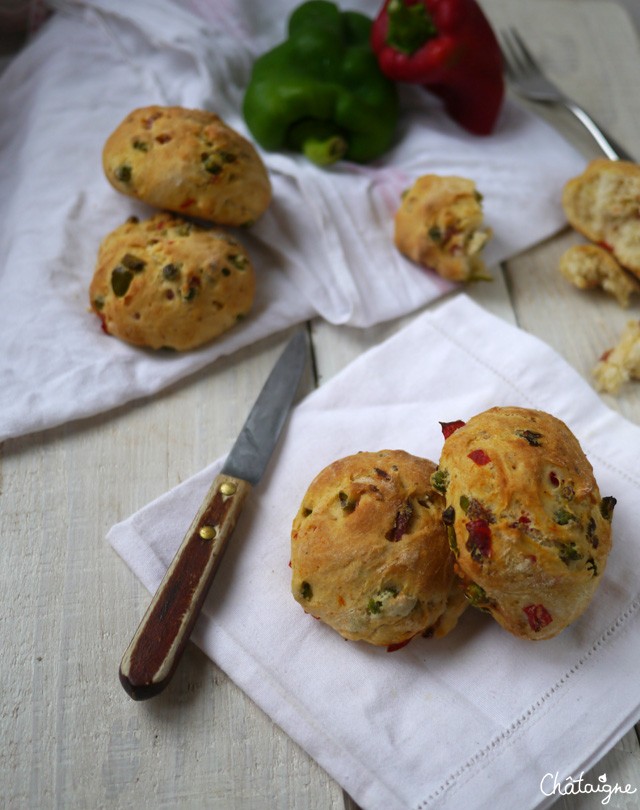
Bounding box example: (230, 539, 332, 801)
(559, 243, 640, 307)
(394, 174, 492, 282)
(562, 159, 640, 277)
(593, 320, 640, 394)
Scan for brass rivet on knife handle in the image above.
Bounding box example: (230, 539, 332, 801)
(119, 473, 251, 700)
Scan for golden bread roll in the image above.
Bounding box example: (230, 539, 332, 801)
(290, 450, 467, 647)
(435, 407, 615, 640)
(89, 213, 255, 350)
(394, 174, 492, 282)
(102, 105, 272, 226)
(558, 243, 640, 307)
(562, 158, 640, 276)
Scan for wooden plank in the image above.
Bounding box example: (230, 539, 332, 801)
(0, 327, 342, 809)
(482, 0, 640, 163)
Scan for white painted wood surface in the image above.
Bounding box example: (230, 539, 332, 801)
(2, 1, 640, 807)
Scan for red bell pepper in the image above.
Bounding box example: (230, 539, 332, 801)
(371, 0, 505, 135)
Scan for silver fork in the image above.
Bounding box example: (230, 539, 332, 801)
(500, 27, 634, 162)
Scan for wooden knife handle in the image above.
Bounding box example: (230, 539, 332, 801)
(119, 473, 251, 700)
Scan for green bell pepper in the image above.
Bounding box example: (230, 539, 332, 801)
(242, 0, 399, 166)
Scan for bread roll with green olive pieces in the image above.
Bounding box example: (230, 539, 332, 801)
(290, 450, 467, 648)
(102, 105, 272, 226)
(89, 213, 255, 351)
(435, 407, 615, 640)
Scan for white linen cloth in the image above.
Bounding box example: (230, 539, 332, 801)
(0, 0, 586, 442)
(110, 293, 640, 810)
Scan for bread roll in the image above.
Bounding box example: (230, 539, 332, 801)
(103, 105, 271, 226)
(89, 213, 255, 350)
(291, 450, 467, 647)
(435, 407, 615, 640)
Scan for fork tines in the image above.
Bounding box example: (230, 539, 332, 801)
(500, 28, 540, 77)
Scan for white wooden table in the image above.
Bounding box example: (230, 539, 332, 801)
(2, 0, 640, 807)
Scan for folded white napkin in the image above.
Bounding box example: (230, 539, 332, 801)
(110, 293, 640, 810)
(0, 0, 585, 442)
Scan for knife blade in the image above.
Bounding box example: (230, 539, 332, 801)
(119, 329, 308, 700)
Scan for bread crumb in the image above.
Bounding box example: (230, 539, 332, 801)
(559, 243, 640, 307)
(593, 320, 640, 394)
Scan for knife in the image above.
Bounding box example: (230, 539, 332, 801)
(119, 329, 308, 700)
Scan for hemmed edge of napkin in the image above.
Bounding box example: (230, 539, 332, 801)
(418, 595, 640, 810)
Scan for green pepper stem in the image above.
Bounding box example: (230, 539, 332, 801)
(302, 135, 348, 166)
(385, 0, 437, 55)
(287, 120, 348, 166)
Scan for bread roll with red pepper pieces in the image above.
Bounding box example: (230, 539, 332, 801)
(559, 243, 640, 307)
(89, 213, 255, 351)
(102, 106, 272, 226)
(394, 174, 492, 282)
(290, 450, 467, 648)
(562, 158, 640, 277)
(434, 407, 615, 641)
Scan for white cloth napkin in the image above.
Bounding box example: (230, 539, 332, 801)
(110, 293, 640, 810)
(0, 0, 585, 443)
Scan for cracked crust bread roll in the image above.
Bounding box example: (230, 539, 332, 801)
(102, 106, 272, 226)
(89, 213, 255, 351)
(434, 407, 616, 640)
(562, 158, 640, 276)
(394, 174, 492, 282)
(290, 450, 467, 648)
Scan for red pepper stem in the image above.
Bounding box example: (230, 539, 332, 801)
(385, 0, 437, 55)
